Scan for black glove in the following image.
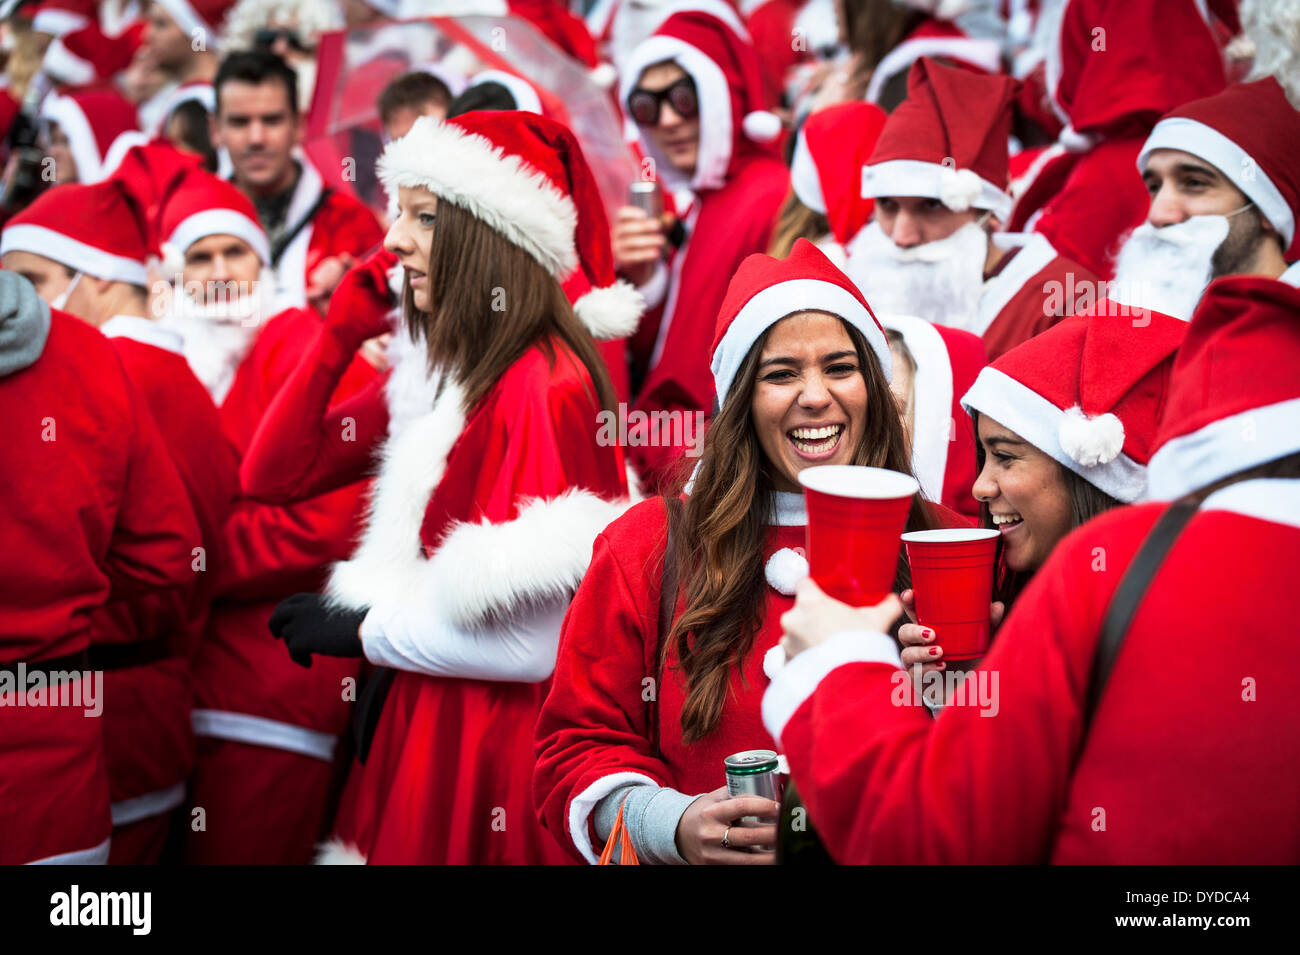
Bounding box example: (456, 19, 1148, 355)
(268, 593, 366, 668)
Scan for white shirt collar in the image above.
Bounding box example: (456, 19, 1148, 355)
(100, 315, 185, 355)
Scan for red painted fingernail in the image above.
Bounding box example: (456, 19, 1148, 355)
(923, 628, 935, 641)
(928, 647, 940, 656)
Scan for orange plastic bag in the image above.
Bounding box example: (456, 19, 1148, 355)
(597, 797, 640, 865)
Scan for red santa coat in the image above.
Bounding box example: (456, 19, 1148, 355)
(535, 493, 973, 863)
(765, 481, 1300, 863)
(976, 232, 1099, 360)
(0, 311, 199, 865)
(240, 324, 629, 864)
(272, 160, 386, 311)
(183, 307, 375, 865)
(97, 318, 237, 860)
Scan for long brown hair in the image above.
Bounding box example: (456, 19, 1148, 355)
(667, 318, 935, 742)
(402, 198, 616, 414)
(767, 190, 831, 258)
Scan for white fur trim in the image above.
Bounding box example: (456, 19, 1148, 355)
(1200, 478, 1300, 530)
(315, 838, 367, 865)
(761, 629, 901, 745)
(974, 232, 1059, 337)
(1139, 117, 1296, 248)
(169, 208, 271, 265)
(378, 116, 578, 278)
(40, 92, 107, 184)
(711, 278, 891, 401)
(27, 837, 110, 866)
(41, 35, 96, 86)
(773, 490, 808, 526)
(101, 314, 185, 355)
(962, 366, 1148, 502)
(101, 131, 150, 180)
(1058, 406, 1125, 467)
(743, 110, 782, 143)
(790, 126, 826, 214)
(110, 782, 186, 827)
(568, 771, 659, 864)
(469, 70, 542, 114)
(573, 280, 644, 339)
(762, 643, 787, 680)
(31, 8, 89, 36)
(190, 709, 337, 761)
(865, 34, 1001, 104)
(1147, 395, 1300, 501)
(1, 224, 147, 285)
(881, 313, 952, 503)
(863, 158, 1012, 221)
(764, 547, 808, 596)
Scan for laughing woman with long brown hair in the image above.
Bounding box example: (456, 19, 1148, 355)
(238, 112, 639, 864)
(534, 240, 963, 865)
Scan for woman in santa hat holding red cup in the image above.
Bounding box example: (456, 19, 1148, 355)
(238, 111, 637, 864)
(768, 275, 1300, 864)
(895, 305, 1188, 700)
(534, 238, 970, 865)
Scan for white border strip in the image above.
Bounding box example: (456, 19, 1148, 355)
(567, 771, 660, 864)
(711, 278, 892, 401)
(191, 709, 337, 762)
(111, 781, 187, 827)
(1200, 478, 1300, 530)
(169, 208, 271, 265)
(27, 837, 110, 865)
(1147, 396, 1300, 501)
(866, 35, 1002, 104)
(973, 232, 1060, 337)
(1, 223, 147, 285)
(102, 315, 185, 355)
(862, 159, 1012, 221)
(881, 313, 952, 503)
(790, 126, 826, 214)
(961, 366, 1148, 502)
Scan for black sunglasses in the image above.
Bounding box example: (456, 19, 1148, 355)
(253, 28, 310, 53)
(627, 76, 699, 127)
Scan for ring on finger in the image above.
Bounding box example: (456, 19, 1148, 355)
(721, 826, 731, 849)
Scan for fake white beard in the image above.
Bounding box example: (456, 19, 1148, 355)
(845, 220, 989, 331)
(1110, 215, 1230, 322)
(157, 271, 280, 403)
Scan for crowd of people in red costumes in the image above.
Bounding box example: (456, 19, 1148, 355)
(1, 0, 1296, 867)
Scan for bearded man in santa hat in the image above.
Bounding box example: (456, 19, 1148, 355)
(1106, 76, 1300, 321)
(847, 57, 1096, 361)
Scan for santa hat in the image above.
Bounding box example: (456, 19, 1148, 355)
(377, 111, 642, 340)
(746, 0, 840, 95)
(1137, 77, 1300, 260)
(29, 0, 94, 37)
(158, 169, 271, 269)
(862, 57, 1018, 221)
(38, 88, 141, 185)
(1147, 276, 1300, 501)
(790, 101, 887, 246)
(619, 8, 782, 192)
(465, 70, 544, 114)
(154, 0, 236, 36)
(878, 313, 986, 519)
(961, 311, 1187, 503)
(865, 17, 1002, 106)
(1, 180, 150, 285)
(41, 19, 144, 88)
(711, 238, 891, 402)
(106, 140, 203, 236)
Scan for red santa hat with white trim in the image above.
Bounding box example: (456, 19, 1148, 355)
(865, 15, 1002, 106)
(377, 111, 642, 340)
(1, 180, 150, 286)
(38, 88, 141, 185)
(790, 101, 887, 246)
(1137, 77, 1300, 260)
(861, 57, 1018, 222)
(711, 238, 891, 403)
(29, 0, 94, 37)
(961, 311, 1187, 503)
(1147, 276, 1300, 501)
(619, 8, 782, 192)
(158, 169, 271, 271)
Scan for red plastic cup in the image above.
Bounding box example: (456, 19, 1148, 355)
(901, 528, 1001, 660)
(799, 466, 920, 606)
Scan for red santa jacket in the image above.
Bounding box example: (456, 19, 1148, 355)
(272, 160, 386, 311)
(0, 309, 199, 865)
(241, 324, 630, 864)
(97, 318, 238, 820)
(535, 493, 972, 863)
(765, 480, 1300, 864)
(976, 233, 1099, 360)
(188, 307, 375, 760)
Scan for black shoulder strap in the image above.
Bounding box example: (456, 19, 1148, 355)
(271, 186, 334, 267)
(650, 496, 683, 761)
(1079, 495, 1200, 744)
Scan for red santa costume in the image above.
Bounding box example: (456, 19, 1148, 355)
(239, 112, 636, 864)
(851, 57, 1098, 362)
(2, 179, 238, 863)
(38, 87, 141, 185)
(534, 239, 969, 863)
(788, 100, 887, 269)
(1006, 0, 1227, 280)
(763, 276, 1300, 864)
(618, 9, 789, 492)
(39, 0, 144, 90)
(0, 273, 199, 865)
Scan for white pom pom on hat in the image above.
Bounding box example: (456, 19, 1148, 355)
(938, 166, 983, 213)
(1058, 405, 1126, 467)
(590, 62, 618, 90)
(764, 546, 808, 596)
(743, 109, 783, 143)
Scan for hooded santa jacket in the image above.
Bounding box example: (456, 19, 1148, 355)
(0, 307, 199, 865)
(764, 482, 1300, 863)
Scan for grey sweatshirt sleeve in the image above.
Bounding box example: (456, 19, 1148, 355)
(592, 783, 700, 865)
